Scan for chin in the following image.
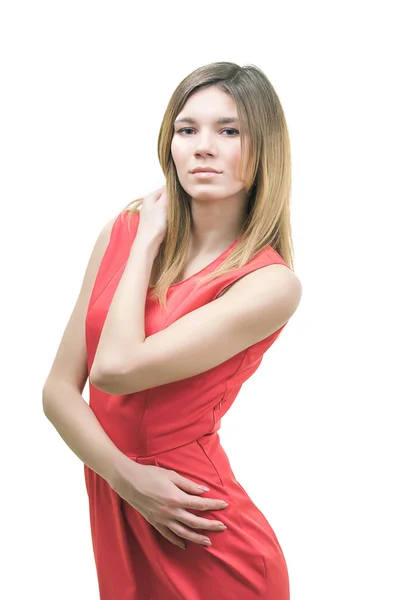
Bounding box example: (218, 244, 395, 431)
(189, 188, 225, 200)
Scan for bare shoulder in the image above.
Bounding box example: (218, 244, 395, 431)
(42, 213, 120, 399)
(95, 261, 302, 394)
(223, 263, 302, 308)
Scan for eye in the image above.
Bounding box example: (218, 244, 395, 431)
(176, 127, 240, 136)
(222, 128, 240, 136)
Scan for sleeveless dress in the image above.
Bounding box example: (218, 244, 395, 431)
(85, 210, 292, 600)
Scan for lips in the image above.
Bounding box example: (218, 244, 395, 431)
(190, 167, 221, 173)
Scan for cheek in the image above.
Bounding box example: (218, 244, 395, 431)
(227, 146, 242, 176)
(170, 139, 185, 168)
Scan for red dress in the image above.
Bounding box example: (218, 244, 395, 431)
(85, 210, 292, 599)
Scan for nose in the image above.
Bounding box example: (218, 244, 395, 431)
(193, 130, 216, 158)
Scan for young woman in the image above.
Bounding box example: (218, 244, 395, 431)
(43, 61, 302, 599)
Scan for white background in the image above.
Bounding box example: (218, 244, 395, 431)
(1, 1, 400, 598)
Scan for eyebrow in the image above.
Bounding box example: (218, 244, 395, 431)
(174, 117, 239, 125)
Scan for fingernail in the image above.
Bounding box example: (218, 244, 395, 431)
(198, 486, 210, 491)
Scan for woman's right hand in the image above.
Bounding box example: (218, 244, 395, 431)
(111, 460, 229, 550)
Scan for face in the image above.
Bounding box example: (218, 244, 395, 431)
(171, 86, 248, 202)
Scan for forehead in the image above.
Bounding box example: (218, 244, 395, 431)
(176, 87, 238, 120)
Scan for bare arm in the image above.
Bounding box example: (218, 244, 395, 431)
(42, 214, 140, 488)
(92, 261, 302, 395)
(42, 381, 137, 487)
(42, 217, 239, 551)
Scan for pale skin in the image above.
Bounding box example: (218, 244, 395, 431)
(91, 87, 302, 392)
(90, 205, 301, 394)
(43, 218, 232, 551)
(43, 86, 302, 550)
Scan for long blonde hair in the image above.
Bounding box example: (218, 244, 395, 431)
(122, 61, 294, 311)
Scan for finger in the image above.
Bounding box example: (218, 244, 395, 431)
(153, 523, 186, 550)
(180, 494, 229, 512)
(153, 186, 165, 201)
(169, 471, 214, 496)
(169, 520, 212, 546)
(174, 510, 227, 532)
(158, 190, 168, 205)
(168, 472, 229, 512)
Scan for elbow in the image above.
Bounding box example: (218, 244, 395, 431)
(42, 396, 50, 417)
(42, 378, 65, 417)
(89, 367, 108, 392)
(42, 380, 52, 407)
(42, 385, 56, 417)
(89, 366, 128, 395)
(89, 358, 110, 391)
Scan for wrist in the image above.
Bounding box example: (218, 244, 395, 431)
(106, 452, 143, 491)
(133, 233, 161, 258)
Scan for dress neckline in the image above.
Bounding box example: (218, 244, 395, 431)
(148, 237, 240, 291)
(173, 237, 241, 287)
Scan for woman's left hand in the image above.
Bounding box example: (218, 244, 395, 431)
(136, 185, 168, 247)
